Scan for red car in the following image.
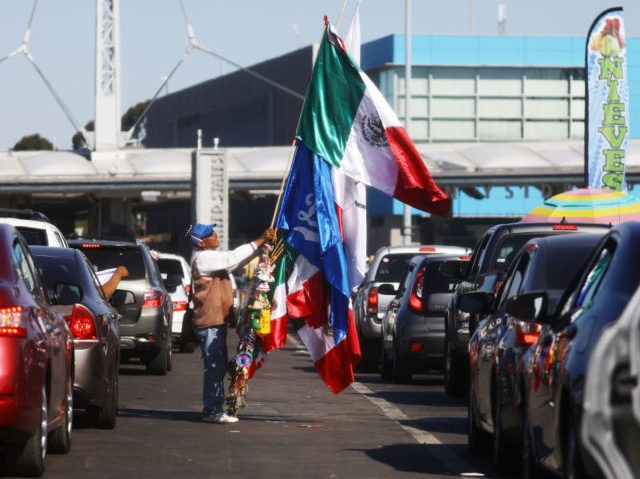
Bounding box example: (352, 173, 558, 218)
(0, 223, 74, 477)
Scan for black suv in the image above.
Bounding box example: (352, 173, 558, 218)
(441, 221, 611, 396)
(69, 238, 173, 375)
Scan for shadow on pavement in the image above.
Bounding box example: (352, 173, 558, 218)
(118, 407, 202, 423)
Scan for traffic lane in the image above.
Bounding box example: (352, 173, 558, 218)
(354, 372, 506, 478)
(42, 333, 504, 478)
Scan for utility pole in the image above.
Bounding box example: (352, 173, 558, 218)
(94, 0, 122, 152)
(403, 0, 413, 245)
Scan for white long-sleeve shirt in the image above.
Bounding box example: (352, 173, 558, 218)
(191, 242, 257, 277)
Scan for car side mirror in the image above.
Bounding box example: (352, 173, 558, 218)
(55, 283, 82, 305)
(110, 289, 136, 306)
(506, 291, 548, 322)
(377, 283, 396, 295)
(459, 291, 495, 314)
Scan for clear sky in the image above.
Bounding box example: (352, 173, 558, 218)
(0, 0, 638, 151)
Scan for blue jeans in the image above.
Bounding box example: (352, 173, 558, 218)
(195, 326, 228, 417)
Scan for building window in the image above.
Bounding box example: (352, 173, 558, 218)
(375, 65, 585, 143)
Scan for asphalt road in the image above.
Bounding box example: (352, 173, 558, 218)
(39, 332, 507, 479)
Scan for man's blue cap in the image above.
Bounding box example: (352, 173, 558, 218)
(188, 223, 216, 246)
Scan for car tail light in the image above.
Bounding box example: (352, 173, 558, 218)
(366, 287, 379, 315)
(0, 306, 27, 337)
(172, 300, 187, 311)
(515, 321, 540, 347)
(142, 291, 163, 308)
(81, 243, 101, 248)
(409, 341, 423, 353)
(408, 269, 425, 313)
(185, 284, 191, 296)
(64, 304, 97, 340)
(418, 247, 437, 253)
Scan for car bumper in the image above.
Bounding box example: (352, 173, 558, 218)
(360, 316, 382, 339)
(118, 309, 169, 357)
(73, 339, 116, 408)
(0, 339, 46, 440)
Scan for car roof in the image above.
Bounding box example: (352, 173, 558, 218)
(485, 221, 611, 235)
(0, 217, 58, 229)
(373, 244, 470, 256)
(68, 238, 143, 248)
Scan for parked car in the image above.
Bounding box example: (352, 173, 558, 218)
(0, 208, 68, 247)
(461, 233, 605, 474)
(156, 252, 194, 352)
(517, 221, 640, 478)
(581, 278, 640, 479)
(380, 252, 471, 383)
(353, 244, 471, 369)
(69, 238, 173, 375)
(0, 223, 74, 476)
(30, 246, 120, 429)
(441, 221, 611, 396)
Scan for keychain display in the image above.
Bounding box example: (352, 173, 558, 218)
(225, 242, 277, 416)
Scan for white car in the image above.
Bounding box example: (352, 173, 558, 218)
(156, 252, 193, 352)
(0, 216, 68, 247)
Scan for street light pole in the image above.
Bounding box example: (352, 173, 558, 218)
(403, 0, 412, 245)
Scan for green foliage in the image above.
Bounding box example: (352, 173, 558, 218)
(121, 101, 149, 139)
(13, 134, 54, 151)
(72, 131, 88, 149)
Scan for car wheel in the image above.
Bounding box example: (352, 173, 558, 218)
(379, 343, 393, 380)
(492, 384, 517, 474)
(563, 416, 586, 479)
(391, 342, 412, 384)
(49, 377, 73, 453)
(146, 344, 169, 375)
(89, 378, 117, 429)
(444, 336, 467, 397)
(468, 391, 491, 455)
(6, 385, 48, 476)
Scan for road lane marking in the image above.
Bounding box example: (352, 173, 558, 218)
(285, 333, 483, 476)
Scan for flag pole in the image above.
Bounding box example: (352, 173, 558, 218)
(270, 137, 298, 228)
(336, 0, 350, 29)
(270, 20, 331, 228)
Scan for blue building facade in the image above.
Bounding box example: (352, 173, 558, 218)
(360, 35, 639, 218)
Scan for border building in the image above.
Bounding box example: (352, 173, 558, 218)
(2, 34, 640, 254)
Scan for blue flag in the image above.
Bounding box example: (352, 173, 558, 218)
(275, 142, 351, 349)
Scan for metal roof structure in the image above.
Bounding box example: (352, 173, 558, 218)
(2, 140, 640, 197)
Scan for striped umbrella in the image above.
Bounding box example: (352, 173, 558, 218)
(522, 188, 640, 225)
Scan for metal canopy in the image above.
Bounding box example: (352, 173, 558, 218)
(2, 140, 640, 195)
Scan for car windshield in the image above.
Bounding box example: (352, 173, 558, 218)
(80, 246, 146, 280)
(374, 254, 415, 282)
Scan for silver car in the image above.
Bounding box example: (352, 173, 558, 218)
(31, 246, 120, 428)
(352, 244, 471, 368)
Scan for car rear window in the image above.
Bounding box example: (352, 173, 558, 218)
(374, 254, 416, 282)
(79, 246, 146, 280)
(492, 233, 550, 272)
(16, 226, 48, 246)
(158, 258, 184, 278)
(422, 261, 459, 293)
